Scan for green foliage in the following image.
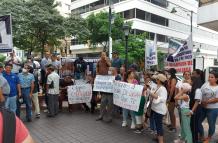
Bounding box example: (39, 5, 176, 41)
(84, 12, 125, 50)
(113, 33, 147, 69)
(0, 0, 87, 56)
(0, 54, 6, 63)
(157, 51, 167, 70)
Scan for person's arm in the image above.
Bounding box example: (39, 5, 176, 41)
(174, 94, 189, 101)
(22, 134, 35, 143)
(168, 78, 177, 101)
(17, 84, 21, 97)
(0, 88, 4, 102)
(30, 81, 34, 98)
(96, 62, 99, 75)
(106, 58, 111, 67)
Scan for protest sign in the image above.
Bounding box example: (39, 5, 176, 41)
(145, 34, 157, 67)
(166, 35, 193, 72)
(0, 15, 13, 53)
(113, 81, 143, 112)
(93, 75, 115, 93)
(67, 84, 92, 104)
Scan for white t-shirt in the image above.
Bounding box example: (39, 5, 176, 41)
(47, 71, 60, 95)
(200, 83, 218, 109)
(151, 86, 168, 115)
(179, 94, 190, 109)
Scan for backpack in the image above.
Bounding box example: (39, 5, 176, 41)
(0, 108, 16, 143)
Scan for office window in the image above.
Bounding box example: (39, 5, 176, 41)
(151, 14, 168, 26)
(136, 9, 145, 20)
(124, 9, 135, 19)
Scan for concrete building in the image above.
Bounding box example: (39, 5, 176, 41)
(198, 0, 218, 32)
(56, 0, 71, 17)
(70, 0, 218, 68)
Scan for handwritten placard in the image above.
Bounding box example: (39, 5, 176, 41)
(113, 81, 143, 112)
(67, 84, 92, 104)
(93, 75, 115, 93)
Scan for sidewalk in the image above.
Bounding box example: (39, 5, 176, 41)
(24, 110, 178, 143)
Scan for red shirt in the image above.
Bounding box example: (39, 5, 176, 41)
(0, 113, 29, 143)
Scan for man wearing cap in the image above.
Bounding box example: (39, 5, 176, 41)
(3, 63, 21, 113)
(51, 53, 61, 74)
(17, 64, 35, 122)
(111, 51, 123, 72)
(46, 64, 60, 117)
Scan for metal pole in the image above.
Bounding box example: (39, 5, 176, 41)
(191, 11, 193, 35)
(125, 36, 128, 71)
(109, 0, 112, 59)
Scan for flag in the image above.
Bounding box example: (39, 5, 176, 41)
(145, 33, 157, 67)
(0, 15, 13, 53)
(166, 34, 193, 72)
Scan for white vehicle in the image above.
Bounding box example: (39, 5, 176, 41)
(205, 66, 218, 82)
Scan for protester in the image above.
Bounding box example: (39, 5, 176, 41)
(111, 51, 123, 72)
(46, 64, 60, 117)
(174, 83, 193, 143)
(17, 65, 35, 122)
(189, 70, 204, 143)
(122, 70, 137, 129)
(96, 52, 113, 122)
(5, 50, 22, 74)
(59, 75, 74, 112)
(3, 63, 21, 113)
(150, 74, 168, 143)
(198, 71, 218, 143)
(166, 68, 177, 132)
(32, 65, 41, 118)
(51, 53, 62, 74)
(74, 57, 86, 80)
(0, 108, 34, 143)
(41, 52, 51, 112)
(120, 66, 126, 81)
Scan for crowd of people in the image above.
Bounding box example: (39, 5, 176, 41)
(0, 50, 217, 143)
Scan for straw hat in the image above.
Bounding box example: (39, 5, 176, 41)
(155, 74, 167, 82)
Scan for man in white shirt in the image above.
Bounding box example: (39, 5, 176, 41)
(5, 51, 22, 74)
(46, 64, 60, 117)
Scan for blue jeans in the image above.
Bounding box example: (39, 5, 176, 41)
(5, 96, 17, 113)
(122, 108, 136, 123)
(75, 72, 81, 80)
(17, 88, 32, 120)
(153, 110, 164, 136)
(150, 111, 156, 131)
(199, 107, 218, 137)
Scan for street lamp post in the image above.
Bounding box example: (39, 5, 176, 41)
(109, 0, 112, 59)
(123, 23, 130, 71)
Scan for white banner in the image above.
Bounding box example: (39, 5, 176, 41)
(93, 75, 115, 93)
(67, 84, 92, 104)
(0, 15, 13, 53)
(166, 35, 193, 72)
(145, 34, 157, 66)
(113, 81, 143, 112)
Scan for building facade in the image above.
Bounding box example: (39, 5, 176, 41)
(71, 0, 218, 68)
(198, 0, 218, 32)
(56, 0, 71, 17)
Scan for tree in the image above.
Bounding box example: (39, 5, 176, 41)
(157, 51, 167, 70)
(113, 33, 147, 70)
(84, 12, 125, 51)
(0, 0, 83, 56)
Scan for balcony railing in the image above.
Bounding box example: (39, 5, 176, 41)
(199, 0, 218, 6)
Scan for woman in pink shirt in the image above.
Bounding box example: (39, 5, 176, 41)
(121, 70, 138, 129)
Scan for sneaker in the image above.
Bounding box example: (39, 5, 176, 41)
(134, 129, 142, 134)
(174, 139, 184, 143)
(43, 109, 48, 113)
(130, 121, 136, 129)
(35, 114, 40, 118)
(122, 121, 127, 127)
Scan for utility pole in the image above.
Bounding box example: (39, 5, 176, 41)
(109, 0, 112, 59)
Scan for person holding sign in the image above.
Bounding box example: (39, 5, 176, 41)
(96, 52, 112, 123)
(122, 70, 138, 129)
(150, 74, 168, 143)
